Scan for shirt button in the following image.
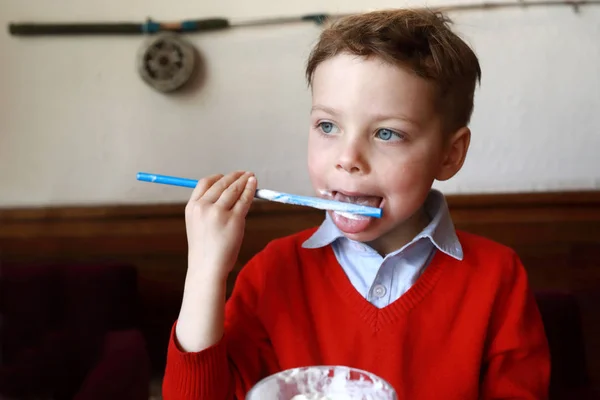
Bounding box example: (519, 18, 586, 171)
(372, 284, 387, 298)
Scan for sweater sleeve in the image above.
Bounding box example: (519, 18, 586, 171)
(162, 249, 279, 400)
(480, 252, 551, 399)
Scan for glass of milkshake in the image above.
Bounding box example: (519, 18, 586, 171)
(246, 365, 398, 400)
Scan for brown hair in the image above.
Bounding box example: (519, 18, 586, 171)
(306, 9, 482, 132)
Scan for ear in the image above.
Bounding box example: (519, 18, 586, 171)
(436, 127, 471, 181)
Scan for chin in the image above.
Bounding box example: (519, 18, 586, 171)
(339, 230, 384, 244)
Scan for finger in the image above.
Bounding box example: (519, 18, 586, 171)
(189, 174, 223, 202)
(201, 171, 246, 203)
(233, 175, 258, 217)
(216, 172, 253, 210)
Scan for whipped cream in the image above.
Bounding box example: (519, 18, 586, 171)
(278, 366, 390, 400)
(334, 211, 368, 220)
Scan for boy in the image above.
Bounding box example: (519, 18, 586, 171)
(162, 8, 550, 400)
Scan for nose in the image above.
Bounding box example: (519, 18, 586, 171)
(336, 137, 369, 174)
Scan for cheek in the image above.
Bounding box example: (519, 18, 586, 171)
(405, 143, 443, 175)
(380, 161, 434, 217)
(377, 150, 439, 193)
(307, 135, 327, 186)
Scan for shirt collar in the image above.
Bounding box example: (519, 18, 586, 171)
(301, 189, 463, 260)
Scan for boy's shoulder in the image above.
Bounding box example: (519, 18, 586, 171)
(454, 229, 526, 276)
(256, 226, 322, 259)
(456, 229, 512, 251)
(456, 229, 515, 255)
(237, 226, 323, 284)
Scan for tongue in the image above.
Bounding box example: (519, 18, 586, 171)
(330, 193, 382, 234)
(330, 211, 372, 234)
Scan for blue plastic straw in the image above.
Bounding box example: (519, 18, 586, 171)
(136, 172, 382, 218)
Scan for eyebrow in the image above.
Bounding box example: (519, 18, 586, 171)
(371, 112, 421, 127)
(311, 105, 341, 116)
(311, 105, 420, 127)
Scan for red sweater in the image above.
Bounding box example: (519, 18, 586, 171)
(162, 228, 550, 400)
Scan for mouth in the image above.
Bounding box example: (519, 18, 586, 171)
(330, 190, 384, 209)
(317, 189, 384, 231)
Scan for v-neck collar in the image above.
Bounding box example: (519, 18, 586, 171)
(320, 243, 448, 331)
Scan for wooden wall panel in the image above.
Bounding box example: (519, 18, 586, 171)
(1, 191, 600, 387)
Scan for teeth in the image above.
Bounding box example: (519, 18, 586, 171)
(334, 192, 381, 207)
(350, 197, 374, 206)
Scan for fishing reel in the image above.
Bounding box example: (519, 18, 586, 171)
(136, 33, 197, 93)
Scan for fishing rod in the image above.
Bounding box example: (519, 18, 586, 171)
(7, 0, 599, 37)
(7, 14, 332, 36)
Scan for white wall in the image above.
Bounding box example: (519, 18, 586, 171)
(1, 0, 599, 207)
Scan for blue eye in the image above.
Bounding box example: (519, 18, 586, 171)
(376, 128, 401, 141)
(318, 122, 338, 135)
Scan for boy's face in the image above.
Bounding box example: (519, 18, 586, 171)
(307, 53, 469, 253)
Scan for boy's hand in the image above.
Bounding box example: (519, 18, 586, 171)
(184, 171, 257, 281)
(176, 171, 256, 352)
